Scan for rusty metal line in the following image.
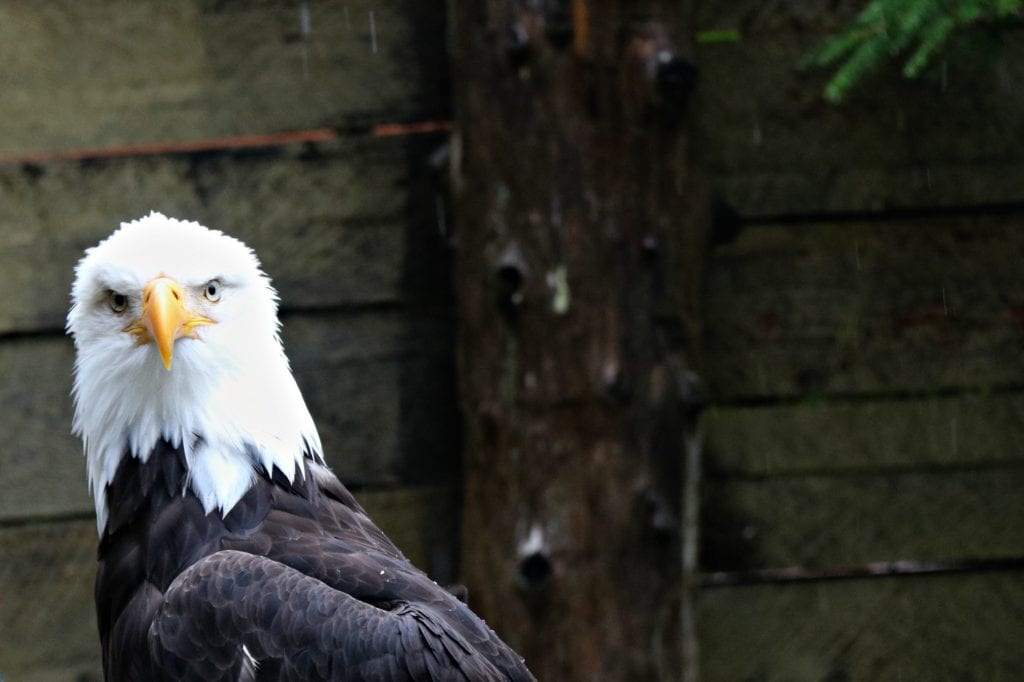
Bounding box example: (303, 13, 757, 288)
(0, 120, 454, 166)
(0, 128, 338, 166)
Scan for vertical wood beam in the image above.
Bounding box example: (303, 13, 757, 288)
(449, 1, 706, 679)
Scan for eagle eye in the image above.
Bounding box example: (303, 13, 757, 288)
(203, 279, 222, 302)
(108, 291, 129, 314)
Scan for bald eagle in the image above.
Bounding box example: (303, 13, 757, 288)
(67, 213, 534, 682)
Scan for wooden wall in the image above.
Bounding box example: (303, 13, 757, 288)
(6, 2, 1023, 680)
(694, 2, 1024, 680)
(0, 3, 456, 681)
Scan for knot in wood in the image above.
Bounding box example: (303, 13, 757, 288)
(518, 551, 553, 590)
(495, 243, 529, 315)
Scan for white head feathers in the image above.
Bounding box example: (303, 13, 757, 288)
(67, 212, 323, 533)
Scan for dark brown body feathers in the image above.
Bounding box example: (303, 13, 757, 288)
(96, 440, 534, 682)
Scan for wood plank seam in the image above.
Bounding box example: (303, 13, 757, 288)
(701, 556, 1024, 588)
(729, 200, 1024, 227)
(710, 382, 1024, 409)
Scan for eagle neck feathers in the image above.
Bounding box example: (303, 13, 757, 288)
(73, 328, 323, 535)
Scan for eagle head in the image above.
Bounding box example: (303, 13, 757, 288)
(67, 212, 322, 533)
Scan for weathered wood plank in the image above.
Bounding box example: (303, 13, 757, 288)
(0, 135, 451, 334)
(0, 339, 91, 520)
(696, 0, 862, 32)
(0, 309, 458, 521)
(695, 29, 1024, 215)
(701, 218, 1024, 400)
(355, 486, 462, 584)
(702, 468, 1024, 571)
(704, 393, 1024, 476)
(0, 520, 100, 682)
(0, 1, 448, 156)
(0, 488, 458, 681)
(283, 311, 460, 489)
(699, 570, 1024, 681)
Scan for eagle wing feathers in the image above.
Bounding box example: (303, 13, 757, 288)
(152, 550, 516, 681)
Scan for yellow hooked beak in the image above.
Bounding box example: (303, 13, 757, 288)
(124, 277, 214, 370)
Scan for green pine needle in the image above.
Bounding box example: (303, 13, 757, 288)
(804, 0, 1022, 102)
(903, 15, 956, 76)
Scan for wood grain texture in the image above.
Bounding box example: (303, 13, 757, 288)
(449, 1, 702, 679)
(699, 570, 1024, 681)
(0, 487, 458, 682)
(0, 0, 448, 156)
(704, 393, 1024, 476)
(0, 135, 451, 334)
(692, 6, 1024, 678)
(0, 338, 91, 520)
(694, 26, 1024, 215)
(0, 309, 458, 521)
(700, 218, 1024, 401)
(702, 467, 1024, 571)
(696, 0, 862, 32)
(0, 520, 99, 682)
(284, 310, 460, 489)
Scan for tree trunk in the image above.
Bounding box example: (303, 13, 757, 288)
(449, 1, 706, 679)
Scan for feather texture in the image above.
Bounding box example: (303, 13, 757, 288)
(98, 441, 533, 681)
(69, 215, 534, 681)
(68, 213, 321, 532)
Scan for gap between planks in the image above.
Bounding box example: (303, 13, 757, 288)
(0, 299, 447, 343)
(709, 381, 1024, 410)
(720, 200, 1024, 230)
(701, 556, 1024, 589)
